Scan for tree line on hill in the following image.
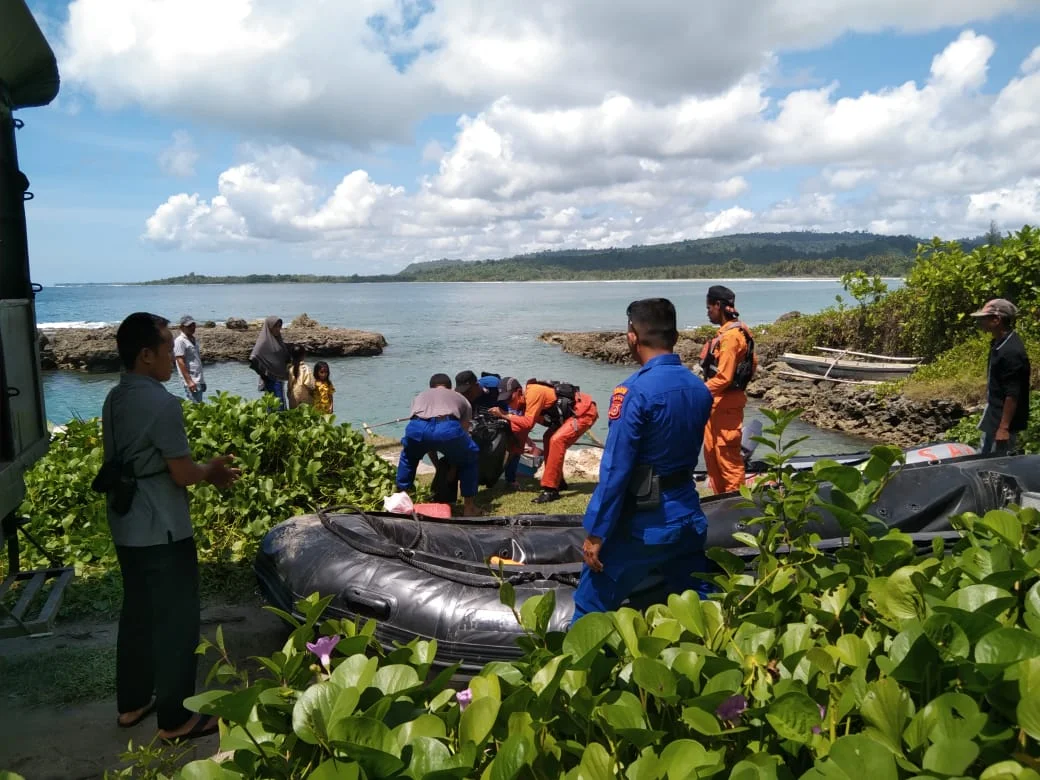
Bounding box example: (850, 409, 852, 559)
(141, 230, 993, 285)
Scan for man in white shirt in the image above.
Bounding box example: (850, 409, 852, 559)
(173, 315, 205, 402)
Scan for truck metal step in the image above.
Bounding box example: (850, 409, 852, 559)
(0, 566, 74, 638)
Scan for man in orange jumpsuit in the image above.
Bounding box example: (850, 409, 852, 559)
(700, 285, 756, 494)
(492, 379, 598, 504)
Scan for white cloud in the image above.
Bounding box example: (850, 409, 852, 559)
(158, 131, 199, 177)
(967, 178, 1040, 225)
(60, 0, 1032, 146)
(135, 24, 1040, 270)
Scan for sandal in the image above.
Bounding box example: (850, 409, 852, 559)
(161, 714, 219, 743)
(117, 698, 156, 729)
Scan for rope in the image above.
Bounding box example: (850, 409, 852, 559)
(315, 504, 582, 589)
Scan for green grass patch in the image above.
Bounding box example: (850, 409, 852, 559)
(0, 645, 116, 706)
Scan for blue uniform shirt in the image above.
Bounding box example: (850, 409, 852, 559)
(583, 353, 713, 544)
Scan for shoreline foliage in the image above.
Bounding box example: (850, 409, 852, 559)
(9, 395, 396, 615)
(107, 410, 1040, 779)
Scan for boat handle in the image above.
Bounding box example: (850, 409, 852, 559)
(345, 588, 391, 621)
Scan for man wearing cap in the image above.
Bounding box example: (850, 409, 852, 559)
(970, 299, 1031, 455)
(396, 373, 481, 516)
(173, 315, 206, 403)
(700, 285, 756, 493)
(455, 370, 498, 411)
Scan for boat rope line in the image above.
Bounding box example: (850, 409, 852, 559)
(316, 505, 582, 589)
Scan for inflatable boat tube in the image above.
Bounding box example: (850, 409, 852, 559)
(254, 453, 1040, 670)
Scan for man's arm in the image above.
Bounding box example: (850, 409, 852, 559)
(995, 353, 1025, 441)
(175, 355, 195, 389)
(166, 455, 239, 488)
(153, 399, 240, 488)
(996, 396, 1018, 441)
(583, 387, 642, 545)
(507, 389, 549, 435)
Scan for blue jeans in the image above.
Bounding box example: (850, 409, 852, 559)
(979, 431, 1018, 455)
(183, 386, 205, 403)
(262, 378, 286, 411)
(397, 418, 480, 497)
(571, 524, 710, 625)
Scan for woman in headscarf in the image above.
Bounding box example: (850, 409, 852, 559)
(249, 316, 291, 410)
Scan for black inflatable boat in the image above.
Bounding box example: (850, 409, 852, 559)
(255, 453, 1040, 670)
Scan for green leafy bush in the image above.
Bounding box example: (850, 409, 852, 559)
(140, 410, 1040, 779)
(899, 226, 1040, 360)
(15, 393, 396, 577)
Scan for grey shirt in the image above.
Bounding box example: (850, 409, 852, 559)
(173, 332, 204, 386)
(102, 373, 193, 547)
(409, 387, 472, 424)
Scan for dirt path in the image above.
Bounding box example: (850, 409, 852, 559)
(0, 602, 287, 779)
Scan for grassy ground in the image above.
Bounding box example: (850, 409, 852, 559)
(1, 646, 117, 706)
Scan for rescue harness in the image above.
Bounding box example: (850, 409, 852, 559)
(530, 379, 580, 427)
(700, 323, 756, 390)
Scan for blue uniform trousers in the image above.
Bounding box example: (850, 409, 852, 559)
(571, 523, 709, 625)
(397, 418, 480, 497)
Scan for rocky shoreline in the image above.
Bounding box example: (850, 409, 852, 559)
(540, 329, 974, 447)
(38, 314, 387, 372)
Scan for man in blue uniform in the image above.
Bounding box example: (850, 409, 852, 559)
(572, 298, 714, 623)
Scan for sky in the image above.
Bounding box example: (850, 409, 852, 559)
(13, 0, 1040, 283)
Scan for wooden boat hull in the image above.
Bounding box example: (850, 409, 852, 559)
(781, 352, 919, 381)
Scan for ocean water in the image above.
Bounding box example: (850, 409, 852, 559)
(37, 279, 873, 453)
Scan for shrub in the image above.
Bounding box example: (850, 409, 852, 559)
(900, 226, 1040, 359)
(14, 393, 396, 577)
(134, 410, 1040, 779)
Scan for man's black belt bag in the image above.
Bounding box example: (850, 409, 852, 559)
(92, 459, 167, 516)
(626, 465, 693, 511)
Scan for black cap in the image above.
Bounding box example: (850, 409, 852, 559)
(707, 285, 736, 305)
(455, 370, 478, 394)
(429, 373, 451, 388)
(497, 376, 522, 403)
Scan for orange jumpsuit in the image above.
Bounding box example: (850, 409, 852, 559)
(701, 322, 756, 494)
(507, 384, 599, 490)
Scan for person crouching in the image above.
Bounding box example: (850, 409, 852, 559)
(396, 373, 481, 517)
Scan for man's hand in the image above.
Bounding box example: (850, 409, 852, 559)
(582, 535, 604, 573)
(995, 425, 1011, 442)
(205, 455, 241, 488)
(488, 408, 505, 418)
(187, 380, 198, 392)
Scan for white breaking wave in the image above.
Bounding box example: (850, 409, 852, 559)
(38, 320, 112, 329)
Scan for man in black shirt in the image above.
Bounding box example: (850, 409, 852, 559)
(971, 298, 1031, 454)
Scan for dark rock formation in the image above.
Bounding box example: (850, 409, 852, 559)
(540, 329, 972, 446)
(38, 318, 388, 373)
(225, 317, 248, 331)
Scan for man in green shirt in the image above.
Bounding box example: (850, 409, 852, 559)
(104, 312, 239, 741)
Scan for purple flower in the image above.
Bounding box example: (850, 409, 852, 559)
(715, 694, 748, 722)
(306, 635, 341, 670)
(813, 704, 827, 735)
(456, 688, 473, 712)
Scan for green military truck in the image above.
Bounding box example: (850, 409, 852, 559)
(0, 0, 72, 637)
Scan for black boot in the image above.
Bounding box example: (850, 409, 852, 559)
(532, 489, 561, 504)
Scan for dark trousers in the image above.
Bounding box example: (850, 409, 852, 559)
(397, 418, 480, 497)
(262, 377, 286, 411)
(115, 538, 200, 730)
(571, 525, 710, 625)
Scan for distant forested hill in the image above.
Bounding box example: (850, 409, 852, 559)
(399, 231, 921, 278)
(145, 230, 935, 284)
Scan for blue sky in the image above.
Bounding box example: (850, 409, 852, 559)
(15, 0, 1040, 283)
